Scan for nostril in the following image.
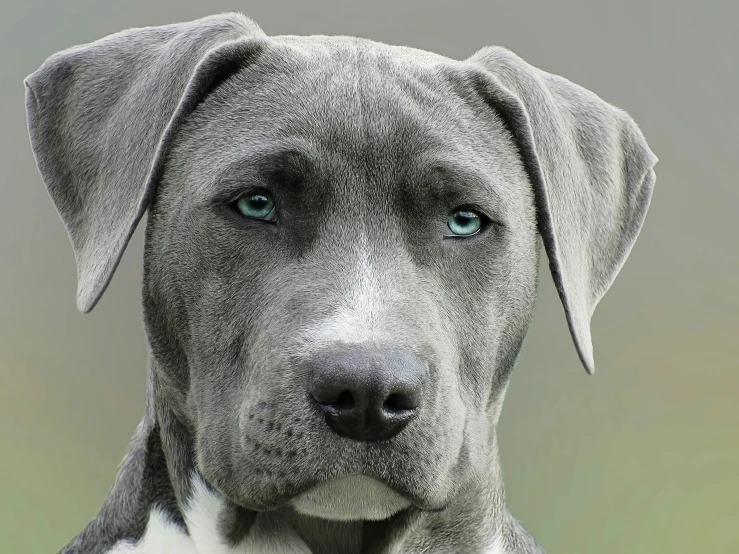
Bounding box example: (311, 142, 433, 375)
(383, 392, 418, 413)
(333, 389, 355, 411)
(310, 385, 356, 411)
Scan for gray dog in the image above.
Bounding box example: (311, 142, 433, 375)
(24, 12, 657, 554)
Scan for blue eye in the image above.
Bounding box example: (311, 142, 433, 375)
(235, 193, 276, 222)
(446, 209, 483, 237)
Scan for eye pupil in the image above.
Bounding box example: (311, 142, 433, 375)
(250, 196, 268, 209)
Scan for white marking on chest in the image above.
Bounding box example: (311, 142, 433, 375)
(105, 509, 197, 553)
(105, 474, 311, 553)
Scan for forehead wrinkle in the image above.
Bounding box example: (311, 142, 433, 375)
(417, 153, 511, 209)
(200, 139, 322, 197)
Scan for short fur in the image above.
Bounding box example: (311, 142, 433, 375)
(23, 12, 657, 554)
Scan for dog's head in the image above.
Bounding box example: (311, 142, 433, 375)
(24, 13, 656, 520)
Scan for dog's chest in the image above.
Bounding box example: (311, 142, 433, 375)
(105, 508, 199, 553)
(105, 511, 313, 553)
(104, 510, 507, 554)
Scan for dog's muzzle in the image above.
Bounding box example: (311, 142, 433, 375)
(305, 344, 427, 442)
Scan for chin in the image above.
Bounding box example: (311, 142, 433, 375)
(288, 473, 414, 521)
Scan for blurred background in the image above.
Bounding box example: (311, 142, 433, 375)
(2, 1, 737, 552)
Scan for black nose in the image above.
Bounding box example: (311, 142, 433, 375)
(306, 345, 426, 442)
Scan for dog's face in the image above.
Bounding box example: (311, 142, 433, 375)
(24, 12, 657, 527)
(143, 39, 539, 515)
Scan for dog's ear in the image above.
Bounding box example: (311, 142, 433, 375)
(460, 46, 658, 374)
(24, 12, 267, 313)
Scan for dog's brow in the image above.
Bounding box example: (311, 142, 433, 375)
(421, 158, 509, 209)
(210, 144, 316, 193)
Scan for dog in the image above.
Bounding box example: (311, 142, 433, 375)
(23, 11, 657, 554)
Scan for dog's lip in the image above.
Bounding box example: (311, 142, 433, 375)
(203, 462, 449, 514)
(221, 482, 447, 516)
(281, 472, 448, 513)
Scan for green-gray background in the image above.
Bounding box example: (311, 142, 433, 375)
(2, 1, 737, 552)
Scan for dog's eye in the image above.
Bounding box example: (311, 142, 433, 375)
(445, 209, 485, 238)
(234, 192, 277, 222)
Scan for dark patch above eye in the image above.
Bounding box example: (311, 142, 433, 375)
(257, 149, 313, 191)
(210, 143, 318, 201)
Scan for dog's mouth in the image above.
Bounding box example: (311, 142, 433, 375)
(207, 465, 449, 517)
(202, 414, 461, 516)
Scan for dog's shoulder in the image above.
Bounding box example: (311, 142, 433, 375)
(57, 419, 186, 554)
(59, 508, 194, 554)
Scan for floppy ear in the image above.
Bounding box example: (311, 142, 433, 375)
(24, 12, 267, 313)
(461, 46, 658, 374)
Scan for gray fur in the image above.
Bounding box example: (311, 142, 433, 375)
(23, 11, 657, 554)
